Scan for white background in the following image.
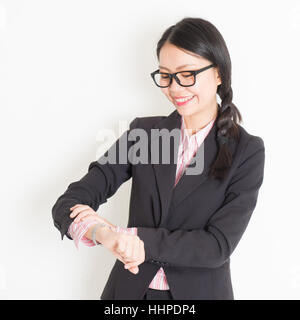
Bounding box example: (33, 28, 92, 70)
(0, 0, 299, 300)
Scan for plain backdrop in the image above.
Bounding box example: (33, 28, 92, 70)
(0, 0, 299, 300)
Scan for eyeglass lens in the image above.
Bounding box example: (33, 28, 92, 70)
(154, 71, 194, 87)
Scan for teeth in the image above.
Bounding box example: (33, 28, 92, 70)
(175, 96, 194, 102)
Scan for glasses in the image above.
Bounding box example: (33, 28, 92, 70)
(150, 64, 216, 88)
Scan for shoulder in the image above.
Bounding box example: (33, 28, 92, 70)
(237, 124, 264, 150)
(235, 124, 265, 166)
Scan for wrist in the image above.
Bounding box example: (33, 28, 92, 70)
(95, 224, 115, 243)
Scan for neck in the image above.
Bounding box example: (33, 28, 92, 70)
(183, 103, 218, 136)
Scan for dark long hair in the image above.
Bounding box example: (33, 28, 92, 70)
(156, 17, 242, 180)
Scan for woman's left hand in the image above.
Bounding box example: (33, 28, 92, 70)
(69, 204, 117, 229)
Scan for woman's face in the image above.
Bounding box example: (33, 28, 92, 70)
(158, 42, 221, 118)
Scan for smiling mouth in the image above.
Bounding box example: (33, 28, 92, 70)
(174, 95, 195, 106)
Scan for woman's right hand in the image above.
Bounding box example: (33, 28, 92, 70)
(99, 226, 145, 275)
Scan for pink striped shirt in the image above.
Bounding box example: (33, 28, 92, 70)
(68, 115, 215, 290)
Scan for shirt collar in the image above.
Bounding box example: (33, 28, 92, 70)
(181, 115, 216, 146)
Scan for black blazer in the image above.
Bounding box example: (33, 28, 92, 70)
(52, 109, 265, 300)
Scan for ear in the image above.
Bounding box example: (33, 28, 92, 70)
(215, 68, 222, 86)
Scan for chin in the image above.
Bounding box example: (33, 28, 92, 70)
(175, 107, 196, 116)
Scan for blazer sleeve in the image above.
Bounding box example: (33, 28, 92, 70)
(137, 135, 265, 268)
(51, 117, 139, 241)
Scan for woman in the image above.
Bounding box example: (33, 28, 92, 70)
(52, 17, 265, 300)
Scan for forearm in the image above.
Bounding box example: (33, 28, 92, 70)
(51, 117, 139, 241)
(137, 226, 228, 268)
(68, 216, 137, 249)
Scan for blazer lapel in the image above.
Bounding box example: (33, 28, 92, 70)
(149, 109, 181, 225)
(150, 109, 218, 226)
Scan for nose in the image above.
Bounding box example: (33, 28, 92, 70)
(169, 75, 182, 91)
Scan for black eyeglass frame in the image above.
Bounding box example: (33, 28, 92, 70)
(150, 64, 216, 88)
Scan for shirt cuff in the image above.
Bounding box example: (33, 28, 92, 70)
(68, 220, 100, 250)
(115, 226, 138, 235)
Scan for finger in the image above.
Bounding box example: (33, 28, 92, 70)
(124, 237, 134, 261)
(120, 255, 139, 274)
(70, 205, 90, 216)
(115, 236, 127, 256)
(129, 266, 139, 274)
(140, 240, 145, 262)
(113, 253, 139, 274)
(70, 205, 90, 214)
(70, 203, 82, 210)
(120, 237, 140, 263)
(70, 204, 89, 211)
(110, 247, 139, 274)
(73, 210, 94, 222)
(126, 240, 141, 264)
(121, 258, 139, 274)
(76, 212, 97, 223)
(132, 238, 140, 261)
(124, 261, 140, 269)
(112, 250, 138, 273)
(124, 242, 144, 269)
(132, 266, 139, 273)
(114, 251, 127, 265)
(123, 256, 133, 264)
(70, 207, 92, 219)
(70, 204, 91, 211)
(70, 210, 90, 218)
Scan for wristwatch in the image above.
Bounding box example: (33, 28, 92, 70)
(91, 223, 113, 246)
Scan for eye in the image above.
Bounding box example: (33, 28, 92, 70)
(160, 73, 169, 79)
(181, 72, 194, 78)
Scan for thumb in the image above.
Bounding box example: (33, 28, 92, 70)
(130, 266, 139, 274)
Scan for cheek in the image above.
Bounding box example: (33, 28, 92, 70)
(163, 91, 178, 103)
(161, 88, 170, 99)
(189, 86, 203, 101)
(193, 78, 217, 100)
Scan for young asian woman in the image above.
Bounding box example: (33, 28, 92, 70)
(52, 17, 265, 300)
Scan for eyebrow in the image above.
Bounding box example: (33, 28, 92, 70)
(158, 64, 197, 71)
